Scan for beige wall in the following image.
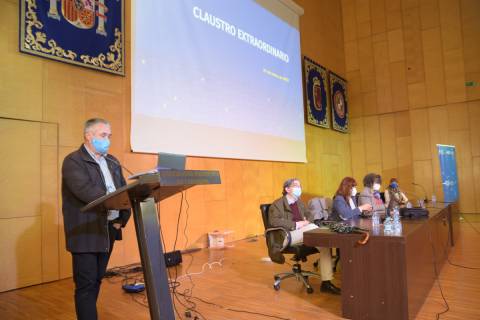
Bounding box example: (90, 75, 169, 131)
(0, 0, 350, 291)
(341, 0, 480, 213)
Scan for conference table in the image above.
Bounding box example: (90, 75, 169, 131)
(303, 203, 459, 320)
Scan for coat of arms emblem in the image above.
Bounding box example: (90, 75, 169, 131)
(46, 0, 108, 36)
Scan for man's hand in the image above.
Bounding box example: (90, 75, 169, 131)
(296, 219, 310, 230)
(113, 223, 122, 230)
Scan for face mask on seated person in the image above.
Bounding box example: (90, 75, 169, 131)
(373, 183, 381, 191)
(351, 187, 357, 197)
(390, 182, 398, 189)
(291, 187, 302, 199)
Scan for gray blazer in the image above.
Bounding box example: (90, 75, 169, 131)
(358, 187, 386, 213)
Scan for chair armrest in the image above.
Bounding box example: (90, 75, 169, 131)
(265, 227, 290, 252)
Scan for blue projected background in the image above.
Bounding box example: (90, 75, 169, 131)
(132, 0, 306, 162)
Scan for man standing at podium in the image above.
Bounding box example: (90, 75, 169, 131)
(61, 118, 131, 320)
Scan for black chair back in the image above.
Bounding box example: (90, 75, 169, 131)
(260, 204, 271, 229)
(380, 191, 386, 203)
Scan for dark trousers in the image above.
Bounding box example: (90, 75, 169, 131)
(72, 223, 117, 320)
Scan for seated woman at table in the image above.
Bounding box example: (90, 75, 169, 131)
(385, 178, 409, 209)
(331, 177, 372, 221)
(358, 173, 385, 215)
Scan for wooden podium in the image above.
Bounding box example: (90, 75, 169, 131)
(82, 170, 221, 320)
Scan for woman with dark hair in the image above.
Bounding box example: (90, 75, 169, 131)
(385, 178, 408, 208)
(331, 177, 373, 221)
(358, 173, 385, 214)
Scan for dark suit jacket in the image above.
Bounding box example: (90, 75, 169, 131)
(331, 195, 361, 221)
(62, 145, 131, 253)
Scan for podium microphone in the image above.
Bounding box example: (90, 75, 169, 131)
(412, 182, 428, 203)
(102, 154, 135, 177)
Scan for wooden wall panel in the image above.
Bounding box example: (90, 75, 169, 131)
(356, 2, 372, 38)
(362, 91, 378, 115)
(379, 114, 397, 170)
(407, 82, 427, 109)
(373, 40, 392, 113)
(428, 106, 449, 146)
(460, 0, 480, 100)
(349, 118, 367, 185)
(386, 0, 403, 30)
(370, 0, 386, 34)
(473, 157, 480, 212)
(422, 28, 447, 106)
(420, 0, 441, 29)
(468, 101, 480, 157)
(342, 0, 358, 41)
(44, 63, 86, 148)
(387, 29, 405, 62)
(364, 115, 382, 165)
(0, 120, 41, 219)
(358, 37, 376, 93)
(439, 0, 463, 51)
(413, 160, 434, 200)
(402, 0, 419, 10)
(345, 40, 360, 72)
(0, 217, 43, 292)
(390, 61, 409, 111)
(443, 49, 466, 103)
(410, 109, 432, 161)
(0, 1, 43, 121)
(402, 6, 426, 84)
(300, 0, 346, 75)
(447, 103, 469, 131)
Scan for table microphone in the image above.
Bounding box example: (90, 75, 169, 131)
(102, 154, 135, 177)
(412, 182, 428, 203)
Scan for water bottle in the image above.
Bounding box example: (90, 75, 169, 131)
(383, 216, 393, 233)
(431, 194, 437, 206)
(372, 211, 380, 228)
(406, 201, 412, 208)
(393, 207, 402, 232)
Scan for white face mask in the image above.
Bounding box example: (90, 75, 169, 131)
(351, 187, 357, 197)
(373, 183, 381, 191)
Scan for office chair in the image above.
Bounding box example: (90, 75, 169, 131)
(260, 203, 322, 294)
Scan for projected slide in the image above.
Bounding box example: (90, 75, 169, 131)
(132, 0, 306, 162)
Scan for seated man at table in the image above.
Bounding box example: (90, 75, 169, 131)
(268, 178, 340, 295)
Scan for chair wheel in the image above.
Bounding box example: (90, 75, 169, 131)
(273, 284, 280, 291)
(307, 287, 314, 294)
